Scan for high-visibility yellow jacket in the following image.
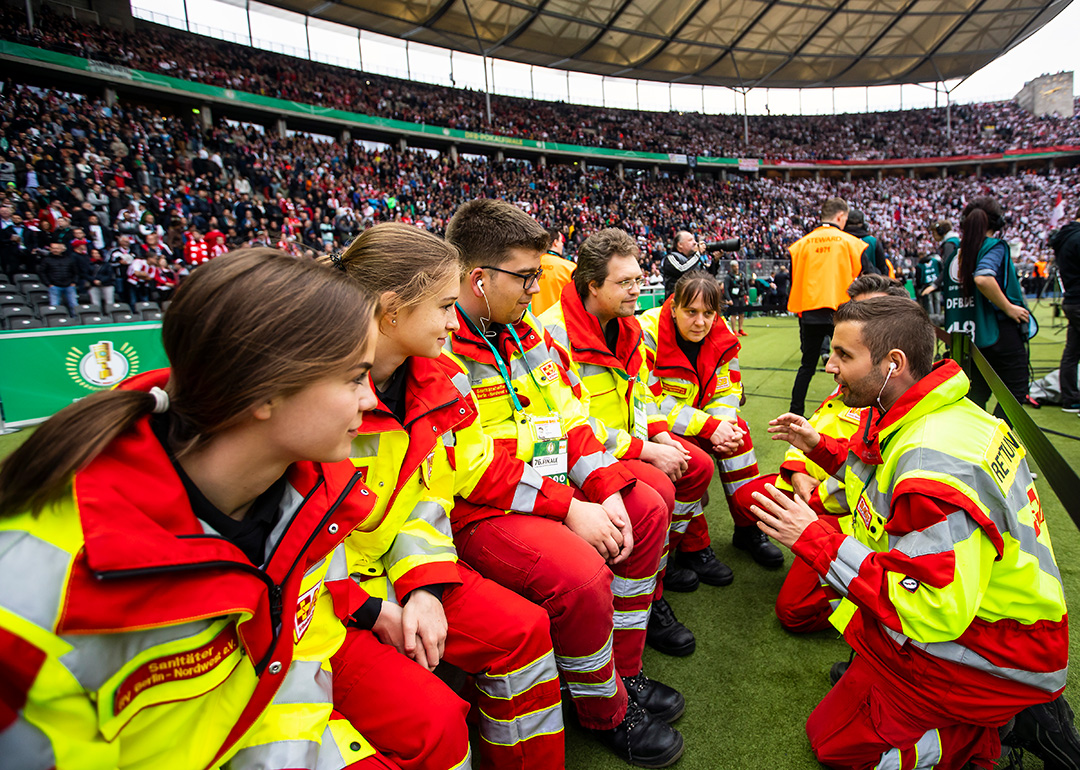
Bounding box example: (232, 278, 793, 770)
(346, 354, 574, 592)
(540, 284, 668, 460)
(444, 308, 634, 516)
(639, 297, 743, 440)
(797, 360, 1068, 703)
(776, 386, 866, 514)
(0, 369, 378, 770)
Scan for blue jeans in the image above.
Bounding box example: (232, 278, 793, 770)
(48, 285, 78, 315)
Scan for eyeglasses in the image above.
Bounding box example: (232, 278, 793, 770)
(481, 265, 544, 291)
(606, 277, 647, 291)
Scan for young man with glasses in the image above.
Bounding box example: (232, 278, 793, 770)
(444, 200, 685, 768)
(541, 229, 730, 661)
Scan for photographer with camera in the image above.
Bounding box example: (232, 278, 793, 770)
(662, 231, 740, 298)
(786, 197, 868, 416)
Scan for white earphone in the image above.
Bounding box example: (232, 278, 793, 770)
(888, 362, 897, 372)
(477, 278, 485, 295)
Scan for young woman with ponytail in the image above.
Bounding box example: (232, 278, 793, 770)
(0, 248, 402, 770)
(942, 196, 1036, 411)
(327, 223, 564, 770)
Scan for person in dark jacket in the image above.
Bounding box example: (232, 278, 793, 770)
(39, 240, 79, 315)
(1053, 205, 1080, 411)
(81, 245, 117, 309)
(844, 209, 888, 275)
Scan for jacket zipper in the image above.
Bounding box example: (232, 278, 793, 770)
(93, 471, 364, 673)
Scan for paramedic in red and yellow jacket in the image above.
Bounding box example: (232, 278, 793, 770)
(0, 252, 392, 770)
(330, 224, 563, 770)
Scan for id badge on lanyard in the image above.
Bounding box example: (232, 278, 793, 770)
(529, 415, 568, 484)
(632, 395, 648, 441)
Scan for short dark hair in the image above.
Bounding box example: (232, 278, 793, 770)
(931, 220, 952, 238)
(574, 228, 638, 298)
(821, 198, 849, 222)
(846, 274, 908, 299)
(445, 199, 550, 271)
(672, 271, 722, 314)
(833, 296, 934, 379)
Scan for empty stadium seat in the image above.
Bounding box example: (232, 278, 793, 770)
(46, 315, 77, 328)
(12, 273, 37, 285)
(0, 293, 24, 307)
(142, 310, 164, 321)
(107, 302, 132, 314)
(20, 282, 45, 295)
(2, 306, 34, 328)
(80, 314, 109, 325)
(6, 317, 43, 330)
(27, 291, 51, 306)
(135, 301, 160, 313)
(39, 306, 71, 320)
(112, 312, 138, 323)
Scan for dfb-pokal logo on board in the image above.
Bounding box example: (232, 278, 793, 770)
(66, 340, 141, 390)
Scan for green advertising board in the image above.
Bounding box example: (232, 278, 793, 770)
(0, 323, 168, 427)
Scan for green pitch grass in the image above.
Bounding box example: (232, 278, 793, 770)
(1, 302, 1076, 769)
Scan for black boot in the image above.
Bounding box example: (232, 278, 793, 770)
(645, 597, 695, 657)
(661, 562, 699, 593)
(593, 699, 685, 768)
(677, 545, 734, 586)
(829, 661, 849, 687)
(732, 525, 785, 569)
(623, 670, 686, 723)
(1003, 694, 1080, 769)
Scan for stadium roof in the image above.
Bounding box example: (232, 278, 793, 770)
(264, 0, 1072, 88)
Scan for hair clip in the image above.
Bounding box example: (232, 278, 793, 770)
(329, 252, 347, 271)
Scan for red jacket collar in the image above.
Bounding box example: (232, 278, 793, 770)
(850, 359, 966, 465)
(362, 355, 474, 438)
(655, 296, 740, 398)
(558, 282, 643, 371)
(452, 307, 545, 365)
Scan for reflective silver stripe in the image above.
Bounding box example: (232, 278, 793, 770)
(672, 501, 701, 521)
(720, 449, 757, 473)
(555, 633, 613, 674)
(824, 537, 873, 596)
(476, 650, 559, 700)
(611, 572, 657, 599)
(566, 670, 619, 698)
(274, 660, 332, 705)
(466, 361, 503, 386)
(910, 638, 1068, 693)
(350, 434, 380, 458)
(728, 359, 741, 373)
(546, 322, 569, 351)
(479, 702, 564, 746)
(451, 371, 472, 398)
(723, 478, 754, 495)
(448, 744, 473, 770)
(511, 463, 544, 513)
(314, 723, 348, 770)
(442, 430, 457, 448)
(0, 530, 70, 630)
(522, 341, 553, 376)
(265, 483, 305, 563)
(230, 739, 320, 770)
(613, 608, 650, 631)
(566, 367, 583, 389)
(569, 451, 617, 486)
(324, 545, 349, 582)
(911, 728, 942, 768)
(407, 499, 453, 539)
(671, 518, 691, 534)
(714, 393, 741, 410)
(0, 715, 55, 770)
(658, 395, 682, 415)
(60, 619, 217, 690)
(672, 407, 694, 435)
(876, 747, 901, 770)
(642, 329, 657, 351)
(659, 550, 669, 572)
(604, 428, 621, 452)
(579, 363, 612, 382)
(388, 530, 457, 564)
(894, 511, 980, 559)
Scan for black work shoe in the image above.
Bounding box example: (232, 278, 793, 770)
(593, 699, 685, 768)
(646, 597, 696, 657)
(623, 670, 686, 723)
(1004, 694, 1080, 769)
(829, 661, 849, 687)
(661, 563, 699, 593)
(732, 525, 785, 570)
(677, 546, 734, 586)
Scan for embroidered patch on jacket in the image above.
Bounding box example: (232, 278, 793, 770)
(113, 626, 240, 715)
(715, 375, 731, 391)
(839, 408, 863, 425)
(540, 360, 559, 382)
(294, 582, 321, 643)
(474, 382, 510, 400)
(985, 423, 1025, 493)
(662, 383, 690, 397)
(900, 577, 920, 593)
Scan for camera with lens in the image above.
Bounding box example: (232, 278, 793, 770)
(704, 238, 741, 253)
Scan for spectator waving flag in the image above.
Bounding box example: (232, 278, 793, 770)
(1051, 191, 1066, 229)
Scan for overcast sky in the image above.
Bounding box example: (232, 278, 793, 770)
(136, 0, 1078, 115)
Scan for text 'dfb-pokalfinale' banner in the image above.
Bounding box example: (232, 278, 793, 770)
(0, 323, 168, 427)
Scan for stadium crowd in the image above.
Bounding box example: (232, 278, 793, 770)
(2, 81, 1076, 311)
(2, 6, 1080, 161)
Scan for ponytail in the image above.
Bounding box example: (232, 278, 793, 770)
(958, 197, 1004, 297)
(0, 389, 157, 517)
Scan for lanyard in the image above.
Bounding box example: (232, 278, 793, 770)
(457, 303, 526, 412)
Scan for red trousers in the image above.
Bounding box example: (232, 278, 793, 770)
(332, 563, 564, 770)
(733, 474, 840, 632)
(689, 416, 760, 527)
(622, 434, 714, 569)
(454, 474, 667, 730)
(807, 654, 1001, 769)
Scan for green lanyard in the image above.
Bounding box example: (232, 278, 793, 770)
(457, 303, 527, 412)
(505, 321, 558, 413)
